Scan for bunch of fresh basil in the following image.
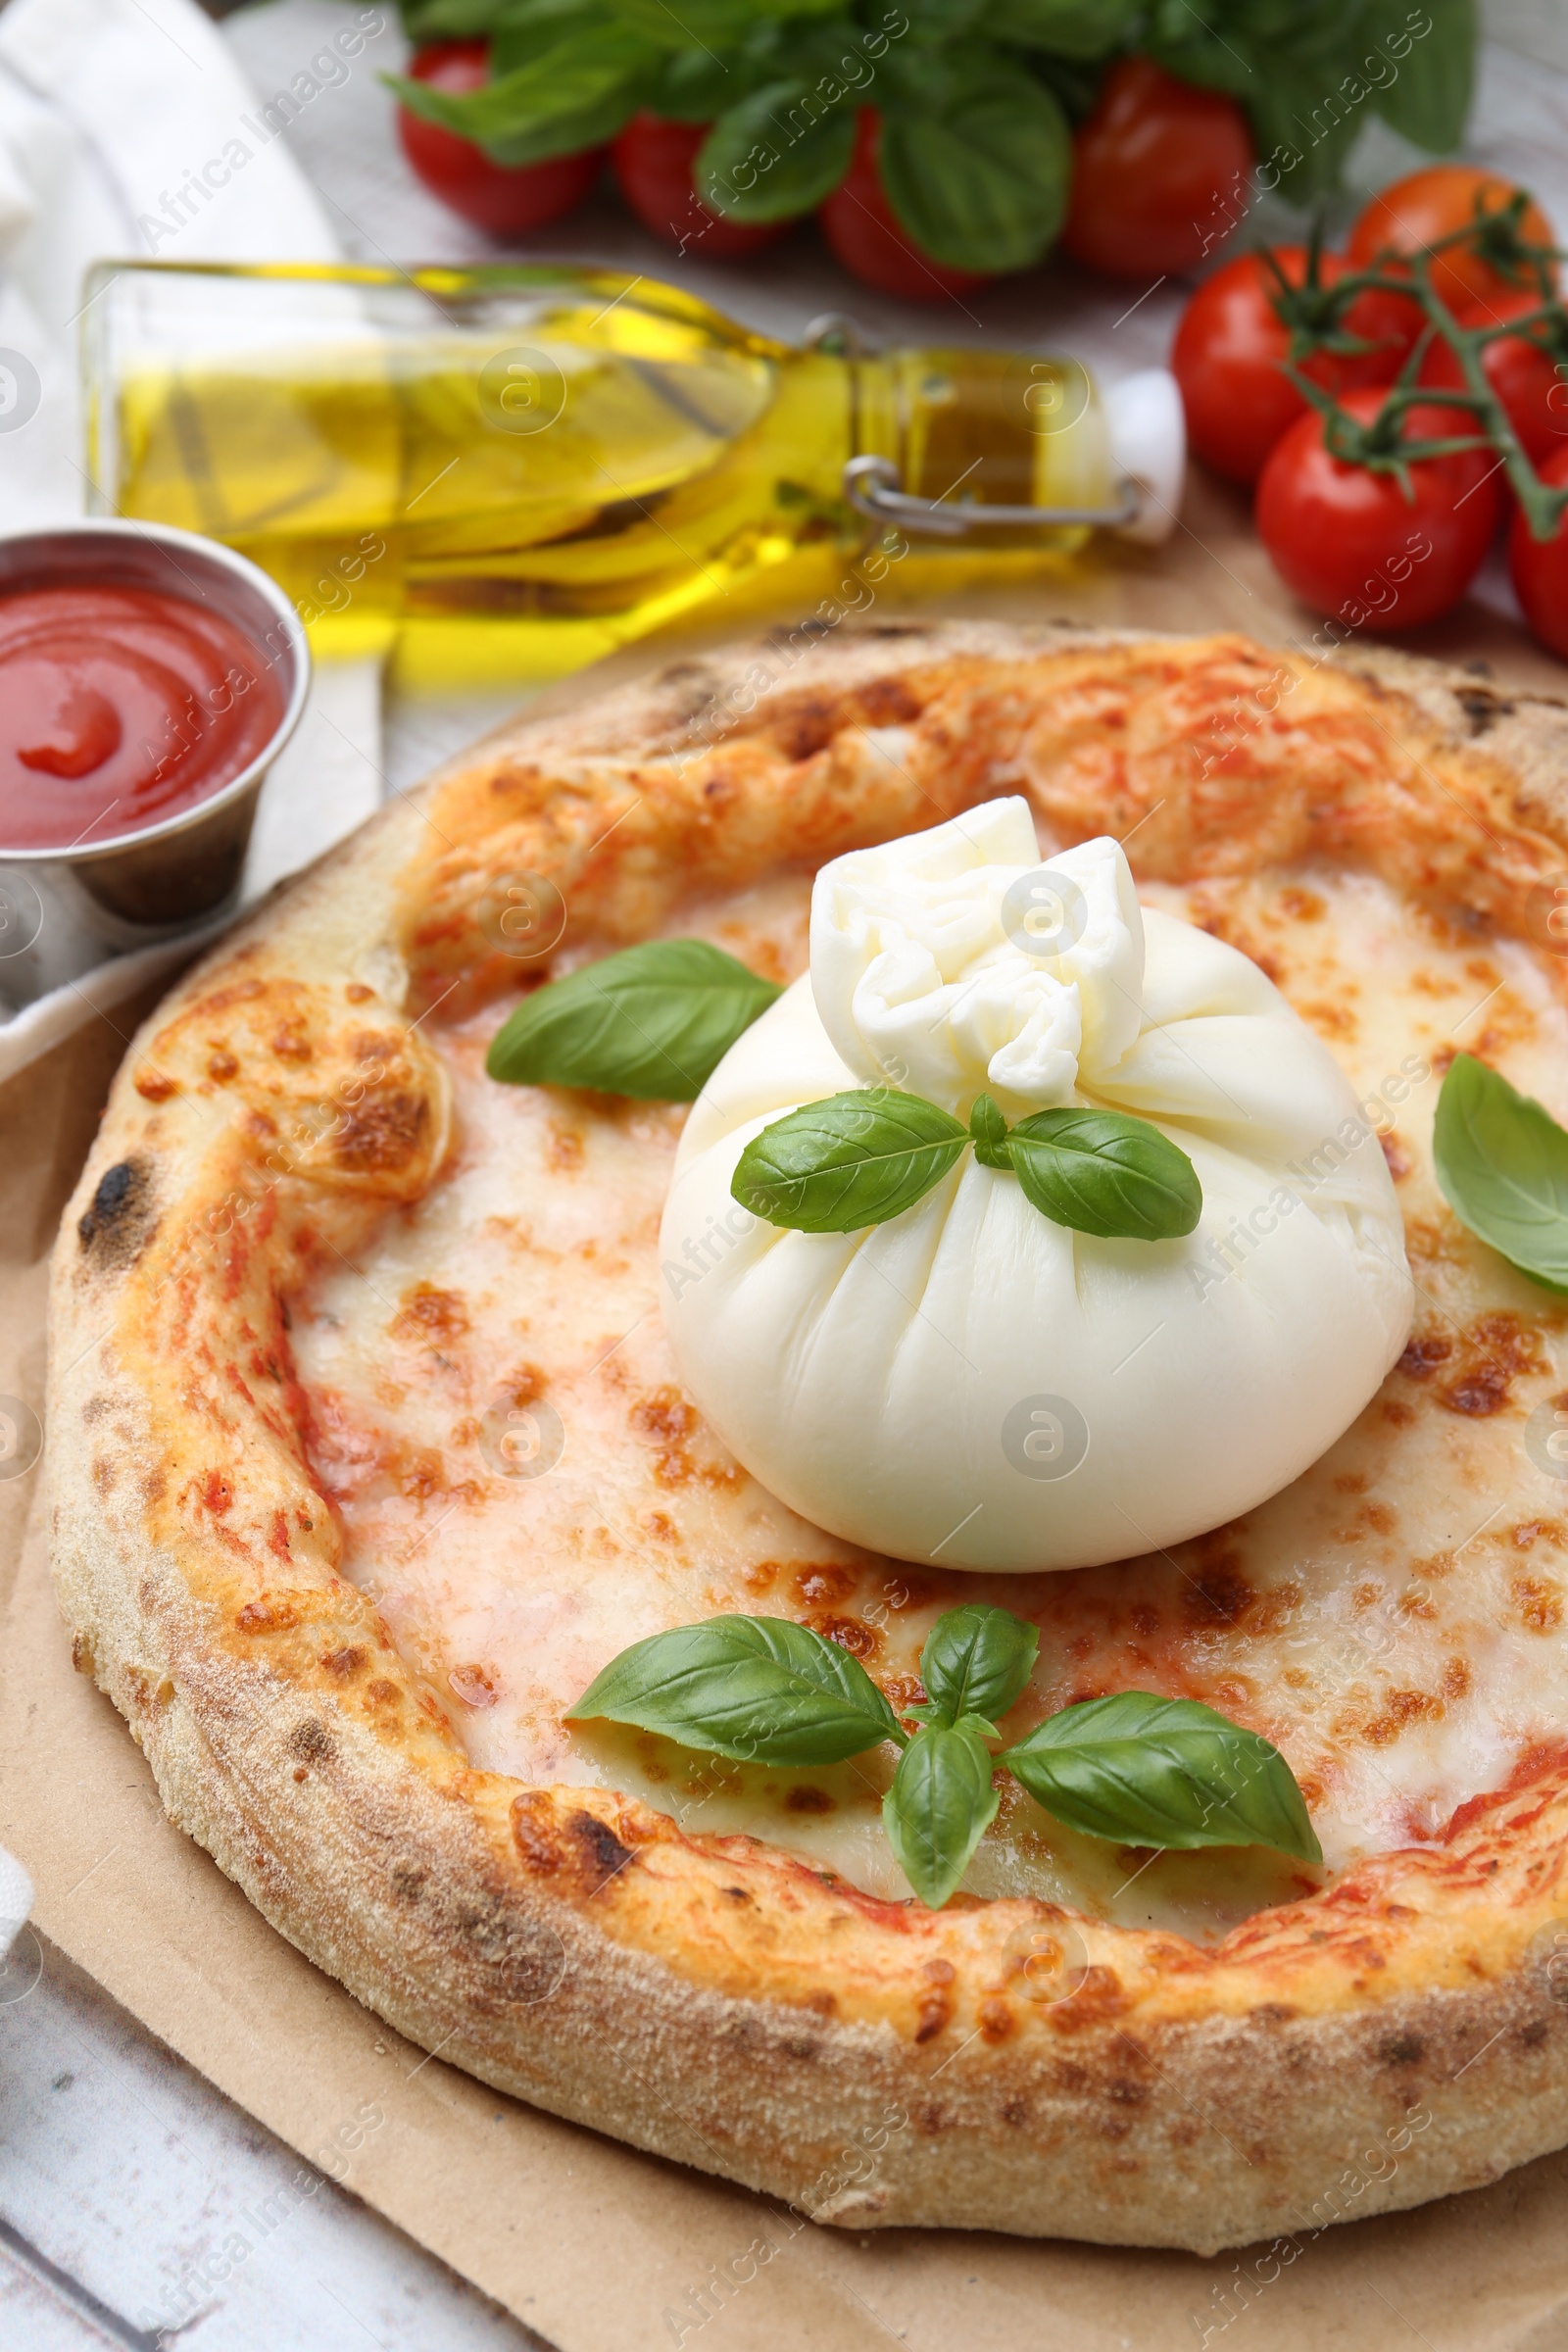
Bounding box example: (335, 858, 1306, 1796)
(390, 0, 1474, 273)
(570, 1598, 1321, 1906)
(1142, 0, 1477, 201)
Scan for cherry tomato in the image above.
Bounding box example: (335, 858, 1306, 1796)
(612, 113, 791, 260)
(1347, 165, 1557, 318)
(1060, 58, 1253, 281)
(1508, 443, 1568, 659)
(397, 44, 603, 237)
(1174, 246, 1418, 486)
(1255, 387, 1501, 631)
(1417, 287, 1568, 468)
(817, 111, 994, 302)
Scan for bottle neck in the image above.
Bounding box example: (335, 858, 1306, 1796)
(849, 349, 1111, 516)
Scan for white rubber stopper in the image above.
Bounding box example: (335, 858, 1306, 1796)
(1102, 368, 1187, 545)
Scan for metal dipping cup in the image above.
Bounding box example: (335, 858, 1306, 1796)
(0, 519, 310, 1004)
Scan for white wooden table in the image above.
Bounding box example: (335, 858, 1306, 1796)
(4, 2, 1567, 2344)
(0, 1929, 545, 2349)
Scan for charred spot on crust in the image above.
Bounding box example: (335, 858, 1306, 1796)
(511, 1791, 561, 1873)
(775, 698, 836, 761)
(77, 1157, 156, 1266)
(235, 1594, 303, 1634)
(855, 676, 922, 726)
(914, 1991, 951, 2043)
(1456, 688, 1514, 735)
(570, 1810, 635, 1891)
(287, 1717, 333, 1764)
(1381, 2034, 1425, 2064)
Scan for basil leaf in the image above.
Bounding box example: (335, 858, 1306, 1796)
(568, 1614, 902, 1765)
(1363, 0, 1474, 153)
(1143, 0, 1466, 195)
(1001, 1691, 1322, 1862)
(898, 0, 985, 35)
(919, 1603, 1039, 1731)
(649, 42, 752, 120)
(732, 1089, 967, 1232)
(608, 0, 840, 38)
(1433, 1053, 1568, 1293)
(878, 65, 1071, 272)
(883, 1721, 999, 1908)
(489, 0, 614, 72)
(1005, 1107, 1201, 1242)
(486, 940, 781, 1101)
(697, 80, 858, 222)
(984, 0, 1138, 55)
(387, 22, 659, 163)
(399, 0, 515, 39)
(969, 1092, 1010, 1170)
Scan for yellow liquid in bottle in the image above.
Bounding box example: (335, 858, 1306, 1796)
(94, 266, 1111, 688)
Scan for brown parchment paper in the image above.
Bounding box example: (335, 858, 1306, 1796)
(7, 477, 1568, 2352)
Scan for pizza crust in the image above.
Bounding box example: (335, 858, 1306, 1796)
(47, 619, 1568, 2253)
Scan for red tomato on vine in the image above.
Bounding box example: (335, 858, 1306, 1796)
(1509, 444, 1568, 659)
(1417, 287, 1568, 467)
(1255, 388, 1500, 631)
(1174, 246, 1418, 486)
(1348, 165, 1557, 317)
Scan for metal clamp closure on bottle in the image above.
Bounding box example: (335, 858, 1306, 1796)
(843, 454, 1144, 538)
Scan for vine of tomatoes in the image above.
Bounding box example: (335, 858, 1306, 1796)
(1174, 165, 1568, 658)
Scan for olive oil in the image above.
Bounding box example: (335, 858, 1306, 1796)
(87, 263, 1119, 688)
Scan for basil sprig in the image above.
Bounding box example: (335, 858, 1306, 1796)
(906, 1598, 1038, 1733)
(1000, 1693, 1321, 1863)
(884, 1719, 1000, 1909)
(1434, 1052, 1568, 1294)
(733, 1089, 1200, 1242)
(731, 1089, 970, 1230)
(569, 1599, 1321, 1907)
(486, 939, 781, 1101)
(1006, 1105, 1202, 1242)
(569, 1613, 901, 1762)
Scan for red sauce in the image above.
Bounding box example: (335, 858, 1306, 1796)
(0, 584, 286, 851)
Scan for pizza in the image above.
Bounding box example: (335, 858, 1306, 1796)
(47, 619, 1568, 2256)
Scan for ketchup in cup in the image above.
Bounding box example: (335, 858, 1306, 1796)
(0, 583, 283, 852)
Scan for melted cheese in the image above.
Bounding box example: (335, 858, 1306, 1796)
(291, 860, 1568, 1939)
